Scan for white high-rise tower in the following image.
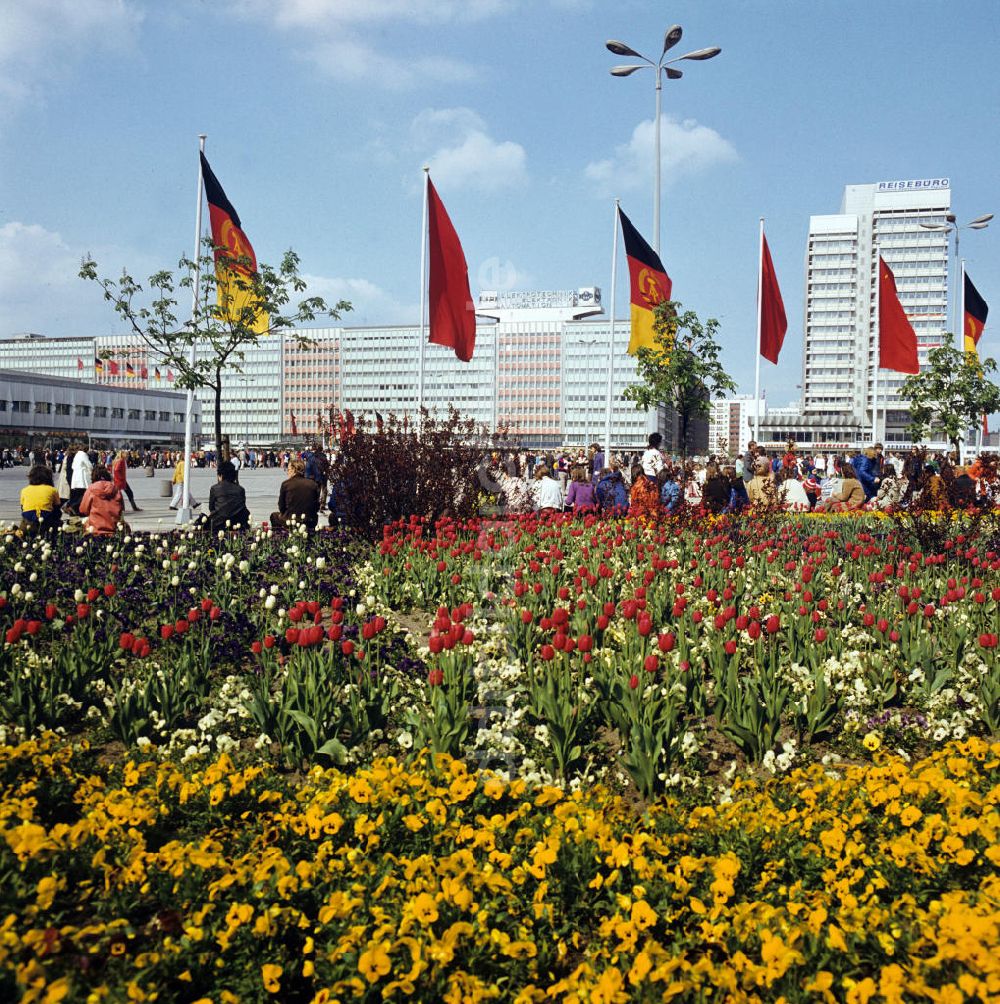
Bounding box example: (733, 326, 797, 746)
(802, 178, 951, 445)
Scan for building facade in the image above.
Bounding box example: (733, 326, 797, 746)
(0, 289, 659, 451)
(708, 396, 766, 456)
(762, 177, 952, 451)
(0, 368, 199, 447)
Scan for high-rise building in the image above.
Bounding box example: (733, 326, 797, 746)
(709, 395, 766, 456)
(763, 177, 951, 450)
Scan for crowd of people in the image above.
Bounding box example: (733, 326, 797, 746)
(10, 433, 999, 539)
(15, 442, 332, 538)
(476, 435, 1000, 518)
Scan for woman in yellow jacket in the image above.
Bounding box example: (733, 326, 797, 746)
(169, 454, 200, 509)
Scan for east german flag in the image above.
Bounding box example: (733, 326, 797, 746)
(200, 152, 269, 334)
(94, 357, 104, 375)
(619, 207, 672, 355)
(125, 362, 136, 378)
(964, 272, 988, 354)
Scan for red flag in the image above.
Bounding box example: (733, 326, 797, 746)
(345, 410, 355, 436)
(77, 357, 83, 372)
(427, 177, 476, 362)
(878, 257, 919, 374)
(108, 360, 120, 376)
(167, 369, 174, 382)
(759, 234, 787, 364)
(140, 365, 148, 380)
(290, 411, 298, 436)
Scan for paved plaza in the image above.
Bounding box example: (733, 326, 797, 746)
(0, 465, 294, 533)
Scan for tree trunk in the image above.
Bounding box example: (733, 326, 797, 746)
(680, 411, 689, 462)
(213, 370, 227, 464)
(951, 437, 962, 465)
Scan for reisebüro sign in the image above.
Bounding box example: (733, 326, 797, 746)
(877, 178, 950, 192)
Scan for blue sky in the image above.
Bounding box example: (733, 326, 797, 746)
(2, 0, 998, 405)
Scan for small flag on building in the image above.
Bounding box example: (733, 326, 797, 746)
(125, 362, 136, 378)
(155, 367, 162, 381)
(619, 207, 672, 356)
(375, 411, 384, 435)
(94, 357, 104, 375)
(77, 357, 83, 372)
(167, 370, 174, 382)
(108, 360, 120, 376)
(140, 365, 148, 380)
(290, 411, 298, 436)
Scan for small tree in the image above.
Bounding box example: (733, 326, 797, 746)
(623, 301, 735, 459)
(899, 345, 1000, 461)
(80, 242, 350, 458)
(328, 408, 507, 540)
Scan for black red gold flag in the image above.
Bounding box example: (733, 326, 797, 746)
(619, 207, 672, 355)
(200, 152, 268, 334)
(964, 272, 988, 354)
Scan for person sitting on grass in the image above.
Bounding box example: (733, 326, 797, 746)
(204, 460, 251, 533)
(271, 457, 320, 530)
(20, 465, 62, 538)
(79, 465, 125, 536)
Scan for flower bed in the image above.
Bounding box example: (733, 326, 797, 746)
(1, 735, 997, 1002)
(1, 511, 999, 998)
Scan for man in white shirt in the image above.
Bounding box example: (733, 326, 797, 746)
(641, 432, 665, 479)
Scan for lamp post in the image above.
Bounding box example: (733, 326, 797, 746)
(607, 26, 721, 256)
(919, 213, 992, 348)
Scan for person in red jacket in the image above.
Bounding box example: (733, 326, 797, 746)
(112, 450, 141, 512)
(80, 466, 125, 536)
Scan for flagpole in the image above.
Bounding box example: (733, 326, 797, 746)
(605, 200, 620, 468)
(179, 134, 206, 525)
(417, 167, 429, 438)
(871, 245, 881, 446)
(754, 217, 764, 442)
(962, 257, 982, 457)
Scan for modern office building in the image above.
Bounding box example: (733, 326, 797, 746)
(761, 177, 952, 450)
(0, 289, 658, 451)
(0, 368, 199, 448)
(708, 396, 766, 456)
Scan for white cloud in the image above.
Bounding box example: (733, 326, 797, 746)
(233, 0, 511, 27)
(585, 114, 738, 194)
(0, 222, 95, 337)
(0, 0, 141, 115)
(303, 37, 473, 89)
(227, 0, 516, 88)
(300, 273, 418, 325)
(412, 107, 527, 193)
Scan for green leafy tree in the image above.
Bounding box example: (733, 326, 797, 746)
(899, 345, 1000, 461)
(80, 242, 351, 458)
(623, 301, 736, 458)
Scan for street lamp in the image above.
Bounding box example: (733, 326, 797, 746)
(607, 25, 721, 256)
(919, 212, 992, 347)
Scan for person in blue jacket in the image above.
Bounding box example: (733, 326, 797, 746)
(851, 447, 880, 501)
(595, 463, 629, 513)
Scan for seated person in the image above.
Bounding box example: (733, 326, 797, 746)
(20, 465, 62, 537)
(79, 465, 125, 536)
(205, 460, 251, 532)
(271, 458, 320, 529)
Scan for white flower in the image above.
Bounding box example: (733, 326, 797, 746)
(264, 595, 276, 611)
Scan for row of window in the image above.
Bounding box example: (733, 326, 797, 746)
(4, 401, 184, 422)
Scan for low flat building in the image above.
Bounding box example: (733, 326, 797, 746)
(0, 370, 199, 449)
